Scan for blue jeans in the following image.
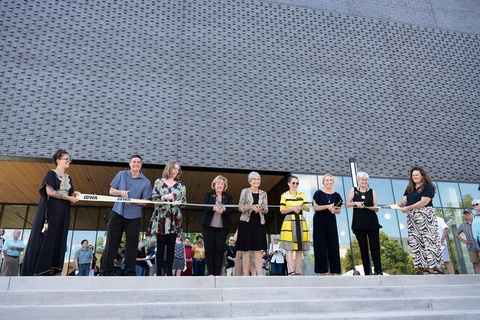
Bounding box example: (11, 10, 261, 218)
(77, 264, 90, 276)
(193, 259, 205, 276)
(270, 262, 285, 276)
(135, 265, 147, 276)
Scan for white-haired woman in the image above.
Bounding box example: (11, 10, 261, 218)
(346, 172, 383, 275)
(237, 172, 268, 276)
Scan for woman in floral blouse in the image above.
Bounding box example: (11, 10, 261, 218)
(147, 161, 186, 276)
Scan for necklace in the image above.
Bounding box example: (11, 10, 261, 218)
(326, 193, 332, 203)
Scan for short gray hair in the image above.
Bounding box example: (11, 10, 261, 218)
(248, 171, 261, 182)
(357, 172, 369, 180)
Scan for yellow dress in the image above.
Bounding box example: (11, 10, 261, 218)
(279, 191, 311, 251)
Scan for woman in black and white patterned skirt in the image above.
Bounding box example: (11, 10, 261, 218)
(397, 166, 443, 275)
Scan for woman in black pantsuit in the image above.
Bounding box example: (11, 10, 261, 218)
(312, 174, 343, 275)
(202, 175, 233, 276)
(346, 172, 383, 275)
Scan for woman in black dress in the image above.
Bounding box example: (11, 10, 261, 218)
(237, 171, 268, 276)
(346, 172, 383, 275)
(312, 174, 342, 275)
(22, 148, 80, 276)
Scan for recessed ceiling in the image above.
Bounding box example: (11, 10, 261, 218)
(0, 159, 289, 232)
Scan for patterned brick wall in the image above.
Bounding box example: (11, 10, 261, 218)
(1, 0, 479, 181)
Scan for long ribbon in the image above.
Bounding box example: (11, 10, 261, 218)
(76, 194, 400, 210)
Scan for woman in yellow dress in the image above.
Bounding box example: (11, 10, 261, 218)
(280, 176, 310, 275)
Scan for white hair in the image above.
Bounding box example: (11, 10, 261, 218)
(248, 171, 261, 182)
(357, 172, 369, 179)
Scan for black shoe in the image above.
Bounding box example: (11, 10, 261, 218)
(373, 271, 383, 275)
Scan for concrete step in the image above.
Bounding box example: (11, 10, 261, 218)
(0, 275, 479, 319)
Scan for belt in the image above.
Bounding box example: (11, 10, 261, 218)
(7, 255, 19, 258)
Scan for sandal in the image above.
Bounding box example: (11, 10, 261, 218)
(422, 270, 431, 275)
(432, 269, 444, 275)
(288, 272, 296, 276)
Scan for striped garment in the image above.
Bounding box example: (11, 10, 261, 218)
(280, 191, 311, 251)
(406, 207, 443, 269)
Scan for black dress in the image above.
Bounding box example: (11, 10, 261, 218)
(22, 170, 74, 276)
(237, 193, 268, 251)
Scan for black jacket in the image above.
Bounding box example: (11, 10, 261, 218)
(201, 190, 233, 228)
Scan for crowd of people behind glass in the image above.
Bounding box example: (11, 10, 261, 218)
(2, 148, 480, 277)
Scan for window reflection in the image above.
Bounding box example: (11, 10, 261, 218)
(458, 183, 479, 208)
(1, 205, 28, 228)
(0, 178, 478, 275)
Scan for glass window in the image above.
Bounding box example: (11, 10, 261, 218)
(1, 205, 28, 228)
(436, 182, 461, 208)
(369, 178, 395, 205)
(391, 179, 408, 203)
(458, 183, 480, 208)
(66, 230, 98, 275)
(292, 173, 319, 238)
(25, 205, 38, 229)
(74, 207, 100, 230)
(98, 208, 110, 230)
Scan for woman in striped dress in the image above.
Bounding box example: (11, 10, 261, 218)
(397, 166, 443, 275)
(279, 175, 310, 276)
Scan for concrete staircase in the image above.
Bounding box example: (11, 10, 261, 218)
(1, 275, 479, 319)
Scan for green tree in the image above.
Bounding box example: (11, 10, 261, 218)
(341, 231, 416, 275)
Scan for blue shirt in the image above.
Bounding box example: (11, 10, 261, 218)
(472, 214, 480, 245)
(3, 238, 25, 257)
(111, 170, 152, 219)
(74, 248, 93, 264)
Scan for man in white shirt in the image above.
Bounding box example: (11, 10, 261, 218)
(436, 216, 454, 274)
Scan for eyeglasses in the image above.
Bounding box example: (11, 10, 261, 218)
(229, 239, 235, 241)
(474, 204, 480, 207)
(291, 182, 299, 185)
(60, 157, 72, 162)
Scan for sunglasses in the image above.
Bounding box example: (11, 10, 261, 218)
(291, 182, 299, 185)
(474, 203, 479, 206)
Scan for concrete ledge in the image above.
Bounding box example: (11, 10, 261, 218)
(0, 288, 223, 305)
(1, 302, 232, 320)
(6, 275, 216, 290)
(229, 298, 433, 317)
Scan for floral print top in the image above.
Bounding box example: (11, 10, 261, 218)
(147, 178, 186, 236)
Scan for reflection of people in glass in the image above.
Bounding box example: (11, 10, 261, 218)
(397, 166, 443, 275)
(312, 174, 342, 275)
(202, 175, 233, 276)
(279, 175, 310, 276)
(22, 148, 81, 276)
(147, 161, 186, 276)
(237, 172, 268, 276)
(346, 172, 383, 275)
